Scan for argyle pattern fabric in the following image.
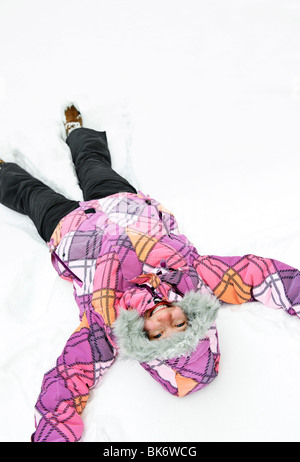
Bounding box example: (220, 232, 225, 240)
(32, 191, 300, 442)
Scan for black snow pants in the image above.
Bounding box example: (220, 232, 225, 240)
(0, 128, 137, 242)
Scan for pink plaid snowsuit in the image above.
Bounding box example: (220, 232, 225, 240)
(32, 191, 300, 442)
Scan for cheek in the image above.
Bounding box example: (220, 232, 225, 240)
(173, 306, 186, 319)
(144, 319, 155, 332)
(173, 306, 184, 313)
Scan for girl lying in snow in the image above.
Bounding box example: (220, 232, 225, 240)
(0, 104, 299, 442)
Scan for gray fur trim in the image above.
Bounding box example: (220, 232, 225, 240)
(113, 291, 221, 362)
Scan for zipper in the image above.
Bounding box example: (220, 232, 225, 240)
(52, 250, 83, 286)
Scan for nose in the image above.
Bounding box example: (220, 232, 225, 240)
(156, 309, 172, 325)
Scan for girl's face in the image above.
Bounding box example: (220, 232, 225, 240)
(144, 305, 188, 340)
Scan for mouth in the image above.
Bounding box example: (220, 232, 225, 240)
(148, 301, 173, 317)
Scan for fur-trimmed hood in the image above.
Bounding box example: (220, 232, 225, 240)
(113, 291, 221, 362)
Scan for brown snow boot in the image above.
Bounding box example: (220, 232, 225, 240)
(63, 104, 83, 138)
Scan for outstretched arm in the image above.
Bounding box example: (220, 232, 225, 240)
(32, 311, 117, 442)
(193, 253, 300, 317)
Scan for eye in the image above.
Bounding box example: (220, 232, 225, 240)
(176, 322, 186, 328)
(153, 332, 162, 339)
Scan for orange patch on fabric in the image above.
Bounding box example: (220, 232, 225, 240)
(131, 273, 161, 288)
(74, 394, 89, 414)
(51, 221, 62, 247)
(214, 268, 252, 304)
(92, 288, 116, 326)
(175, 373, 198, 397)
(127, 229, 158, 262)
(73, 312, 90, 334)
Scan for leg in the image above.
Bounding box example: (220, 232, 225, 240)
(66, 127, 137, 201)
(0, 162, 79, 242)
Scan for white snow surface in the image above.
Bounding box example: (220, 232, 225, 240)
(1, 0, 300, 442)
